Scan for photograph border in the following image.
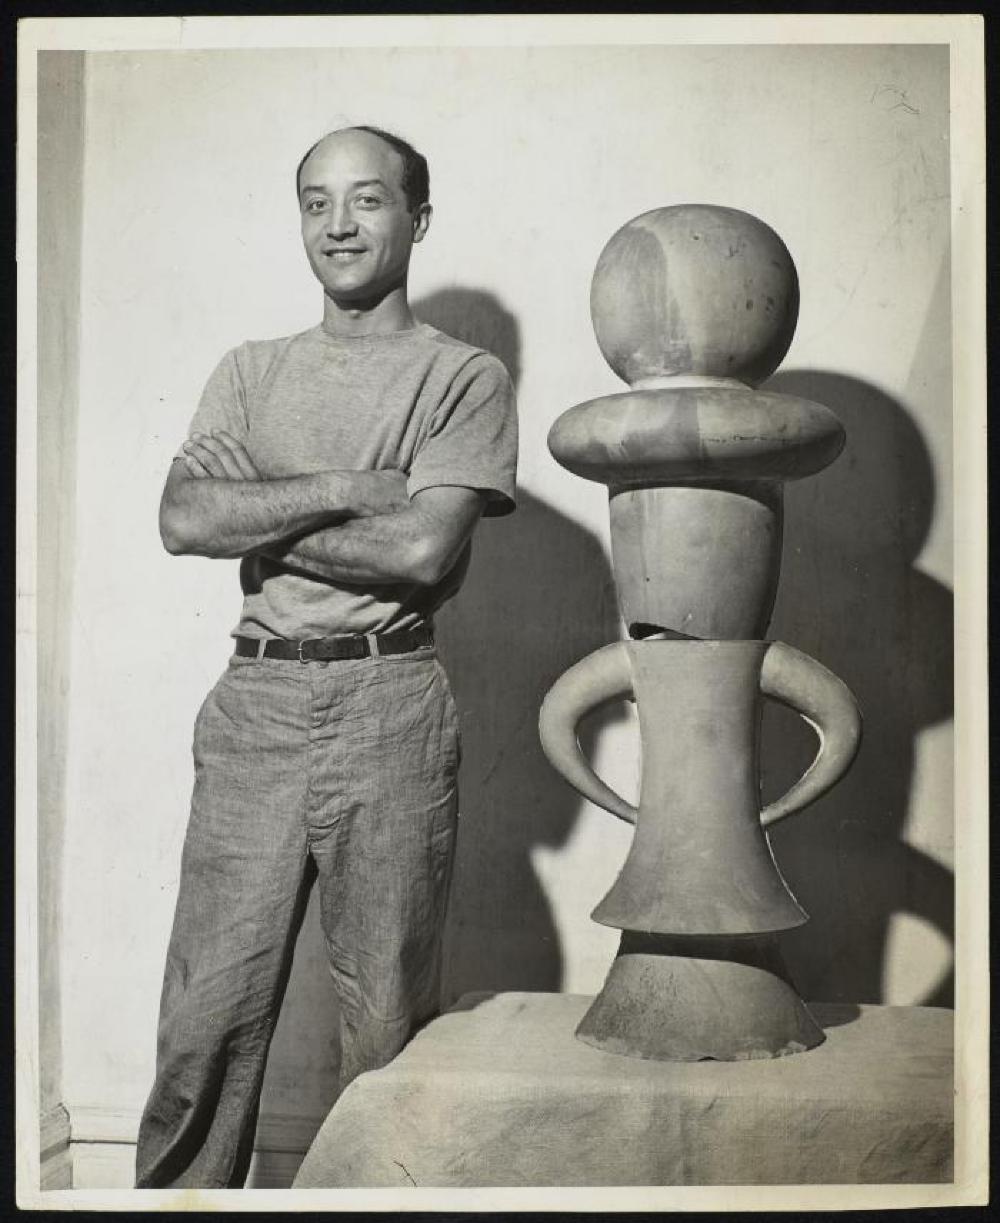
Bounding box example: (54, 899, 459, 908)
(15, 12, 988, 1212)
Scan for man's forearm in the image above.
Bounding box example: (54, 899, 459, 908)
(260, 488, 486, 587)
(262, 513, 444, 586)
(161, 467, 407, 558)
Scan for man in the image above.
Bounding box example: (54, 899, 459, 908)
(134, 125, 518, 1189)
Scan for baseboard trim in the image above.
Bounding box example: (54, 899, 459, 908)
(40, 1103, 72, 1190)
(66, 1104, 325, 1189)
(69, 1104, 323, 1151)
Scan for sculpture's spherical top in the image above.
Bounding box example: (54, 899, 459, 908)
(590, 205, 799, 388)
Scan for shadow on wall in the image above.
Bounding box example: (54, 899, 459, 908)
(761, 369, 954, 1009)
(414, 292, 956, 1010)
(415, 287, 620, 1001)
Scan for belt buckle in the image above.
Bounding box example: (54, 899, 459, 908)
(297, 638, 317, 663)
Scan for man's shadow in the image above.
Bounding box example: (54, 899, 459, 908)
(413, 287, 620, 1000)
(760, 369, 954, 1009)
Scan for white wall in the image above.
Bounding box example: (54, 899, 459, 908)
(57, 43, 952, 1179)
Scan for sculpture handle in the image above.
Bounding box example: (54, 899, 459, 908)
(538, 642, 638, 825)
(758, 641, 862, 829)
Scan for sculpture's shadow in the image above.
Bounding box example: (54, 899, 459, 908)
(761, 369, 954, 1009)
(414, 287, 620, 999)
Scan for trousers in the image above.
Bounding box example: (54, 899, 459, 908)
(134, 645, 460, 1188)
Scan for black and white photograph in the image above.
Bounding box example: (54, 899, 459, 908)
(17, 12, 987, 1210)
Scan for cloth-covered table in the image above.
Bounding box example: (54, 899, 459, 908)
(293, 992, 953, 1187)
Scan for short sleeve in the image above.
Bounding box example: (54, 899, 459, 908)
(407, 354, 518, 517)
(172, 347, 250, 462)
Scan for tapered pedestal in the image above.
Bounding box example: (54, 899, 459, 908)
(575, 932, 825, 1061)
(590, 641, 808, 936)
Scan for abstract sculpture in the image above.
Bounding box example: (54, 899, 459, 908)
(539, 205, 863, 1061)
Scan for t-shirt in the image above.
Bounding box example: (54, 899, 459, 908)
(177, 321, 518, 639)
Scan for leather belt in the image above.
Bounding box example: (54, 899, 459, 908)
(234, 624, 434, 662)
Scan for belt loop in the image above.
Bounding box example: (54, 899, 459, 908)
(365, 632, 381, 659)
(256, 639, 267, 660)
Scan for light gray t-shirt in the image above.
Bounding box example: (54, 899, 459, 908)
(178, 321, 518, 639)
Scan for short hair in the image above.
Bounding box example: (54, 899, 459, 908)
(295, 125, 430, 213)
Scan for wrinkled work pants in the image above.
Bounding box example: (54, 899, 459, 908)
(135, 647, 460, 1188)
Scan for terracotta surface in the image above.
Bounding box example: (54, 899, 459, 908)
(590, 205, 799, 387)
(547, 386, 845, 486)
(538, 640, 860, 938)
(608, 484, 783, 640)
(540, 204, 861, 1060)
(576, 932, 826, 1061)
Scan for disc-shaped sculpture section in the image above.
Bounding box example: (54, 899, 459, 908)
(547, 386, 845, 487)
(590, 204, 799, 387)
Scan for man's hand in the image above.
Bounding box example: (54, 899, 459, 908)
(183, 431, 260, 481)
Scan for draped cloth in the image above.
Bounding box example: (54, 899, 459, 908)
(293, 992, 953, 1188)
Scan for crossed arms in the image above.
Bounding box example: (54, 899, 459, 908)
(159, 429, 487, 586)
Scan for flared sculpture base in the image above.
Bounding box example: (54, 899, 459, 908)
(576, 931, 825, 1062)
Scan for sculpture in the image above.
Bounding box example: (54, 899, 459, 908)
(539, 205, 863, 1061)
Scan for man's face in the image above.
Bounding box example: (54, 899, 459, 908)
(298, 130, 430, 305)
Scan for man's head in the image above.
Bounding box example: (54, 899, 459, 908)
(296, 125, 429, 213)
(297, 126, 432, 307)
